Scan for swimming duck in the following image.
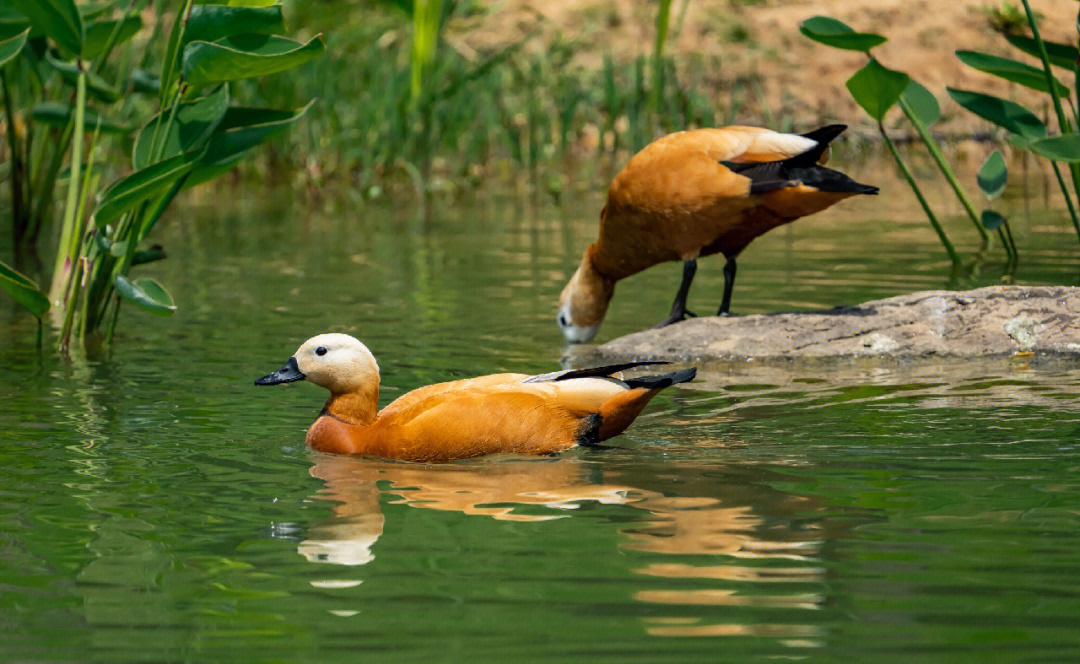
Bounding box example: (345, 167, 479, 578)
(557, 124, 878, 343)
(255, 333, 696, 462)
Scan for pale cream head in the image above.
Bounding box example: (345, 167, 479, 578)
(294, 333, 380, 394)
(557, 252, 614, 344)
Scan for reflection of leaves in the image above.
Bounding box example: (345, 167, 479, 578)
(977, 151, 1007, 199)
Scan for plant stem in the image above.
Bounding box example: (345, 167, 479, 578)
(50, 66, 86, 308)
(880, 123, 960, 266)
(1, 69, 27, 248)
(1019, 0, 1080, 235)
(897, 95, 990, 247)
(1050, 160, 1080, 243)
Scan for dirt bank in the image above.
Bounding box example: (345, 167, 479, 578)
(461, 0, 1077, 135)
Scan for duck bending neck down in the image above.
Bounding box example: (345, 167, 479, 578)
(255, 333, 695, 462)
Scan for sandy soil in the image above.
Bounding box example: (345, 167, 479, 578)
(457, 0, 1078, 135)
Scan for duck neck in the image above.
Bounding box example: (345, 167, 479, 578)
(324, 385, 379, 426)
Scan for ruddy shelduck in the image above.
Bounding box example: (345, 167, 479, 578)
(255, 333, 696, 462)
(558, 124, 878, 342)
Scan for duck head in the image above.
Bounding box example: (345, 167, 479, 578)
(557, 247, 614, 344)
(256, 333, 380, 395)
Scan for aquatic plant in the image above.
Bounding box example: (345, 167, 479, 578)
(801, 5, 1080, 266)
(0, 0, 323, 350)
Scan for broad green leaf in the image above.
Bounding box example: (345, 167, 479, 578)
(45, 52, 121, 103)
(94, 148, 204, 227)
(32, 101, 132, 134)
(185, 101, 313, 187)
(981, 209, 1006, 231)
(799, 16, 886, 52)
(10, 0, 82, 56)
(1027, 134, 1080, 162)
(0, 27, 28, 67)
(181, 33, 325, 87)
(1005, 34, 1079, 70)
(947, 88, 1047, 139)
(846, 58, 909, 121)
(0, 258, 49, 318)
(900, 79, 940, 126)
(82, 15, 143, 59)
(977, 151, 1007, 198)
(185, 4, 285, 45)
(956, 50, 1070, 97)
(224, 0, 279, 6)
(0, 5, 31, 40)
(132, 85, 229, 169)
(114, 275, 176, 316)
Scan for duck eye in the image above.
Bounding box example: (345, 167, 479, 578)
(316, 347, 327, 356)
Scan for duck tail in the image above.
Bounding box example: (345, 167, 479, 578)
(592, 367, 696, 441)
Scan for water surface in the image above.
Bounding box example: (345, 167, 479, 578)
(3, 156, 1080, 662)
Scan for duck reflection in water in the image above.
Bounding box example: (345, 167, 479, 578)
(295, 453, 866, 642)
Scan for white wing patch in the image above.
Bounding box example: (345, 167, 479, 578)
(745, 130, 817, 159)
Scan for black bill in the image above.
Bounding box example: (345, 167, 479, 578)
(255, 356, 306, 386)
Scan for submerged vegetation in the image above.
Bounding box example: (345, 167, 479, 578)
(0, 0, 323, 349)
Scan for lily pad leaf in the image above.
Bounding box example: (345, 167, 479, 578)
(900, 79, 940, 126)
(846, 58, 909, 121)
(82, 15, 142, 59)
(1005, 34, 1079, 70)
(0, 258, 49, 318)
(114, 275, 176, 316)
(981, 209, 1006, 231)
(32, 101, 132, 134)
(132, 85, 229, 169)
(946, 88, 1047, 139)
(1027, 134, 1080, 163)
(9, 0, 82, 57)
(0, 27, 29, 67)
(181, 33, 325, 87)
(94, 148, 204, 227)
(799, 16, 886, 52)
(956, 50, 1069, 97)
(185, 4, 285, 45)
(185, 101, 314, 188)
(977, 151, 1007, 199)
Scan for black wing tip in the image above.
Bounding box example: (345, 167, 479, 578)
(551, 360, 670, 382)
(801, 124, 848, 145)
(624, 367, 697, 390)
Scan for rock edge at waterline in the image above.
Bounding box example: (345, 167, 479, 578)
(592, 286, 1080, 362)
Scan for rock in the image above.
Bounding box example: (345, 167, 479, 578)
(591, 286, 1080, 363)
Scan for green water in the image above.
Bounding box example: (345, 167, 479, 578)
(3, 161, 1080, 662)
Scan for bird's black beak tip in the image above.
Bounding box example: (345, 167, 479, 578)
(255, 356, 306, 386)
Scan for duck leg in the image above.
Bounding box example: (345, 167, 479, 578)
(717, 257, 737, 316)
(653, 259, 697, 328)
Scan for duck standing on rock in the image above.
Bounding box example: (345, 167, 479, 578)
(557, 124, 878, 343)
(255, 333, 696, 462)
